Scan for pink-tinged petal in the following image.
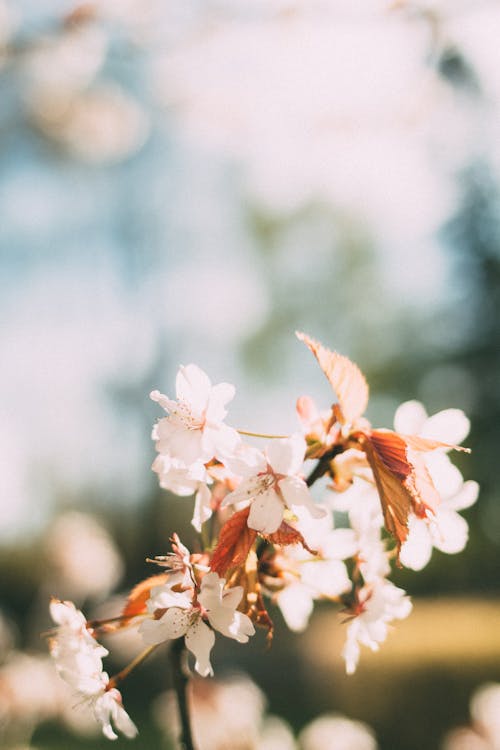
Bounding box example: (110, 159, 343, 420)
(296, 395, 320, 428)
(447, 480, 479, 512)
(138, 608, 191, 645)
(205, 382, 236, 422)
(185, 618, 215, 677)
(277, 583, 314, 632)
(247, 489, 284, 534)
(176, 364, 212, 414)
(150, 390, 175, 412)
(266, 434, 306, 475)
(394, 400, 428, 434)
(431, 510, 468, 554)
(399, 517, 433, 571)
(421, 408, 470, 445)
(278, 476, 326, 519)
(192, 484, 213, 532)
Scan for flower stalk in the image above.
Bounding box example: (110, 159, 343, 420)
(170, 639, 196, 750)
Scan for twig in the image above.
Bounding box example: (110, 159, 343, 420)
(169, 639, 196, 750)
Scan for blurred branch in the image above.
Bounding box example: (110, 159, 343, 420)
(170, 639, 196, 750)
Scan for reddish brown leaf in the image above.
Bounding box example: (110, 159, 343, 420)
(121, 574, 169, 622)
(296, 332, 369, 425)
(400, 434, 470, 454)
(210, 507, 257, 576)
(363, 429, 441, 551)
(363, 434, 413, 549)
(266, 521, 317, 555)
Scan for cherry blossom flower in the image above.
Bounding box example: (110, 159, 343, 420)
(48, 600, 137, 740)
(222, 434, 326, 534)
(139, 572, 255, 677)
(94, 687, 138, 741)
(151, 364, 240, 466)
(342, 580, 412, 675)
(49, 599, 109, 694)
(393, 401, 478, 571)
(273, 509, 356, 631)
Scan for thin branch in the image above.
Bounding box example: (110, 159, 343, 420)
(305, 446, 343, 487)
(237, 429, 289, 439)
(170, 639, 196, 750)
(107, 645, 158, 690)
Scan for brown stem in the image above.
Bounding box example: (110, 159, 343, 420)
(305, 446, 342, 487)
(170, 639, 196, 750)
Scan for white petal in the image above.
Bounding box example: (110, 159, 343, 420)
(222, 475, 265, 507)
(192, 483, 213, 532)
(394, 400, 428, 434)
(150, 389, 173, 411)
(112, 701, 139, 739)
(277, 583, 314, 632)
(138, 608, 191, 645)
(399, 518, 433, 571)
(279, 476, 326, 519)
(224, 443, 267, 477)
(247, 489, 284, 534)
(166, 428, 206, 465)
(148, 585, 192, 612)
(198, 572, 226, 611)
(421, 408, 470, 445)
(431, 510, 469, 554)
(205, 423, 241, 462)
(301, 559, 351, 597)
(205, 382, 235, 421)
(185, 618, 215, 677)
(266, 434, 306, 475)
(322, 528, 358, 561)
(176, 364, 211, 414)
(446, 480, 479, 511)
(426, 452, 463, 498)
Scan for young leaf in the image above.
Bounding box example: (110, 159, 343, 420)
(296, 332, 369, 425)
(113, 574, 169, 628)
(363, 434, 413, 548)
(210, 507, 257, 576)
(364, 430, 440, 550)
(265, 521, 317, 555)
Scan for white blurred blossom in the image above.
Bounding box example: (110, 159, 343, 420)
(29, 85, 149, 163)
(299, 713, 378, 750)
(44, 512, 124, 601)
(153, 673, 296, 750)
(442, 682, 500, 750)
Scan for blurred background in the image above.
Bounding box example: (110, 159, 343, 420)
(0, 1, 499, 748)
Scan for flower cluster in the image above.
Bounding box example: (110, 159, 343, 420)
(46, 333, 477, 740)
(48, 599, 137, 741)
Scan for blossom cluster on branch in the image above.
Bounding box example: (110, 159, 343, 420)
(47, 332, 477, 741)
